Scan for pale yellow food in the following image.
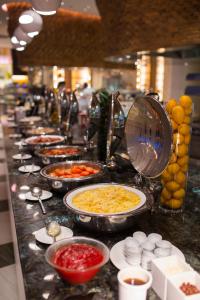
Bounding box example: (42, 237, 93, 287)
(72, 186, 141, 214)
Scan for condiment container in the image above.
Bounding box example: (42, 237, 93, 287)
(117, 267, 152, 300)
(160, 95, 192, 212)
(167, 271, 200, 300)
(151, 255, 193, 300)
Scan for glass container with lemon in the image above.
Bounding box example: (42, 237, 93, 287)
(160, 95, 192, 211)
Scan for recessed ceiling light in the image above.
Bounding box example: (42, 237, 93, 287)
(16, 47, 25, 51)
(118, 57, 123, 62)
(126, 55, 131, 59)
(27, 31, 39, 38)
(11, 36, 19, 44)
(1, 3, 7, 12)
(19, 14, 33, 24)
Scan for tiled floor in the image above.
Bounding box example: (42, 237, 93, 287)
(0, 123, 19, 300)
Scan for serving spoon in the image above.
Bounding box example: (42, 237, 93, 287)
(46, 221, 61, 242)
(31, 187, 46, 214)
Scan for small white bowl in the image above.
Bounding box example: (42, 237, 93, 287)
(154, 247, 171, 258)
(142, 241, 155, 252)
(133, 231, 147, 244)
(156, 240, 171, 249)
(148, 233, 162, 244)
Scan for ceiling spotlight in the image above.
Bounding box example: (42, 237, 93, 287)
(31, 0, 62, 15)
(19, 10, 43, 37)
(13, 26, 32, 46)
(11, 36, 19, 44)
(16, 47, 25, 51)
(1, 3, 8, 12)
(126, 55, 131, 59)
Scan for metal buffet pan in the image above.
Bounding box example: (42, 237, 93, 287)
(35, 145, 84, 165)
(125, 93, 172, 178)
(40, 161, 104, 192)
(63, 183, 154, 232)
(24, 126, 57, 137)
(24, 135, 65, 152)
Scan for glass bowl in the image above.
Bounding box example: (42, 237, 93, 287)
(45, 236, 109, 284)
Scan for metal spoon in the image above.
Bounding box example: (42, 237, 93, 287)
(31, 187, 46, 214)
(46, 221, 61, 243)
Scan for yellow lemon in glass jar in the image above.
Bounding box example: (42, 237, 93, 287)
(184, 107, 192, 116)
(183, 116, 191, 124)
(181, 164, 188, 172)
(167, 163, 180, 174)
(173, 133, 184, 145)
(177, 155, 189, 166)
(166, 99, 177, 114)
(184, 134, 191, 145)
(176, 144, 188, 157)
(167, 199, 183, 209)
(180, 95, 192, 108)
(172, 105, 185, 124)
(173, 188, 185, 199)
(169, 153, 177, 163)
(162, 187, 172, 200)
(166, 181, 180, 192)
(162, 169, 173, 182)
(179, 124, 190, 135)
(171, 119, 178, 131)
(175, 171, 186, 185)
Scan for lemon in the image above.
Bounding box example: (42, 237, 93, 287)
(173, 189, 185, 199)
(177, 155, 189, 166)
(171, 119, 178, 131)
(172, 105, 185, 124)
(173, 133, 184, 145)
(183, 116, 191, 124)
(162, 169, 173, 182)
(175, 171, 186, 185)
(167, 163, 180, 174)
(167, 199, 183, 209)
(166, 181, 180, 192)
(166, 99, 177, 114)
(180, 95, 192, 108)
(181, 164, 188, 172)
(184, 134, 191, 145)
(184, 107, 192, 116)
(176, 144, 188, 157)
(178, 124, 190, 135)
(162, 187, 172, 200)
(169, 153, 177, 163)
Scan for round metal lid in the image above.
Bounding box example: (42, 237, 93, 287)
(125, 95, 172, 178)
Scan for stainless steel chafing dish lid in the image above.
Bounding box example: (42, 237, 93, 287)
(125, 94, 172, 178)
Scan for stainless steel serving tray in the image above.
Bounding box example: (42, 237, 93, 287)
(25, 127, 57, 137)
(40, 160, 104, 192)
(35, 145, 84, 164)
(125, 95, 172, 178)
(63, 183, 153, 232)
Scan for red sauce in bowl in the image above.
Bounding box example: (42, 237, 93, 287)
(53, 243, 104, 284)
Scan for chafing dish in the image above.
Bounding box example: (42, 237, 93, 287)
(24, 135, 65, 152)
(35, 145, 84, 165)
(19, 116, 42, 127)
(40, 161, 104, 192)
(25, 127, 57, 137)
(63, 183, 153, 232)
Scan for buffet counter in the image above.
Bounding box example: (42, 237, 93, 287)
(4, 125, 200, 300)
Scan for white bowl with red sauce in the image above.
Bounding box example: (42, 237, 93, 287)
(45, 237, 109, 284)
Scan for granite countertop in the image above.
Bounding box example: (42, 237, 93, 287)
(4, 128, 200, 300)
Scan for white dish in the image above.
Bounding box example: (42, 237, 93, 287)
(9, 134, 22, 139)
(110, 240, 185, 270)
(25, 135, 64, 146)
(25, 190, 52, 201)
(65, 183, 146, 216)
(34, 226, 73, 244)
(18, 165, 41, 173)
(13, 154, 32, 160)
(20, 116, 41, 123)
(14, 140, 26, 147)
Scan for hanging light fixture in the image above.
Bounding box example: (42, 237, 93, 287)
(31, 0, 62, 16)
(19, 10, 43, 38)
(13, 26, 32, 46)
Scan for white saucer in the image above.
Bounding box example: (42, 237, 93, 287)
(25, 190, 52, 201)
(34, 226, 73, 244)
(110, 240, 185, 270)
(13, 154, 32, 160)
(18, 165, 41, 173)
